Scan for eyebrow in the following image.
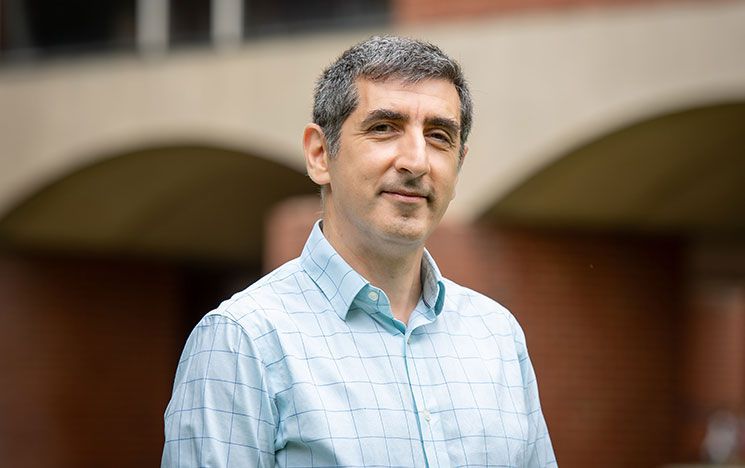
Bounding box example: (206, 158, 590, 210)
(426, 116, 461, 138)
(360, 108, 407, 128)
(360, 108, 461, 137)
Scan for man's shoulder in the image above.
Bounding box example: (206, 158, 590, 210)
(439, 277, 522, 333)
(441, 277, 509, 314)
(203, 257, 314, 336)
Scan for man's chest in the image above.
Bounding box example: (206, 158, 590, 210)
(265, 313, 531, 467)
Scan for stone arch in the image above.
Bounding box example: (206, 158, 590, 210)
(479, 101, 745, 235)
(0, 143, 318, 264)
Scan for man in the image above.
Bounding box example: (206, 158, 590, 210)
(162, 35, 556, 467)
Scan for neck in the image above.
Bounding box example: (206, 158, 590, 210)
(321, 219, 424, 325)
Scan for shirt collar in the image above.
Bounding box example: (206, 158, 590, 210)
(300, 220, 446, 320)
(421, 248, 446, 314)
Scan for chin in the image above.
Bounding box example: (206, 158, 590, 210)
(379, 218, 431, 244)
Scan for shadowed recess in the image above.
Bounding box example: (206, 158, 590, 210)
(0, 146, 318, 263)
(482, 102, 745, 235)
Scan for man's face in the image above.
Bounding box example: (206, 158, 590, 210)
(322, 77, 464, 252)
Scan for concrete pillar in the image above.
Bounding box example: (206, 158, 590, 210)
(137, 0, 169, 55)
(263, 195, 321, 272)
(212, 0, 244, 50)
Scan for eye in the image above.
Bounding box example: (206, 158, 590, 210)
(370, 122, 395, 133)
(428, 130, 454, 146)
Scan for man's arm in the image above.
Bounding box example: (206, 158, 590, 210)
(162, 314, 277, 467)
(508, 314, 558, 467)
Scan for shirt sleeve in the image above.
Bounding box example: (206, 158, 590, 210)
(508, 314, 558, 468)
(162, 313, 277, 467)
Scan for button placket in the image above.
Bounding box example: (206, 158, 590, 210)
(406, 328, 450, 467)
(409, 323, 453, 468)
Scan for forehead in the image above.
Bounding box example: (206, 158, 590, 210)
(352, 77, 461, 123)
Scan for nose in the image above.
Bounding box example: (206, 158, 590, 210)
(394, 130, 429, 177)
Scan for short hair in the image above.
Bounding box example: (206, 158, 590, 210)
(312, 35, 473, 161)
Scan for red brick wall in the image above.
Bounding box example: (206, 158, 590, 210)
(394, 0, 722, 24)
(0, 253, 182, 467)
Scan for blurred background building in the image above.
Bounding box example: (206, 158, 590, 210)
(1, 0, 744, 466)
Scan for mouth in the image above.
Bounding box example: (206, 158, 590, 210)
(381, 189, 430, 203)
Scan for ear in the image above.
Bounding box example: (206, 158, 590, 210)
(303, 123, 331, 186)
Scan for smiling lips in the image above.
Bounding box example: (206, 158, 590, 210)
(381, 188, 430, 203)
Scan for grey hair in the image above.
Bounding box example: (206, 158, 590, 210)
(312, 35, 473, 161)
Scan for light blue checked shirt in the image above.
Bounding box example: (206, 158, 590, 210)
(162, 221, 556, 467)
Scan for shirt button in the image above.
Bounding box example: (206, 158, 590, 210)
(422, 409, 431, 422)
(367, 291, 379, 301)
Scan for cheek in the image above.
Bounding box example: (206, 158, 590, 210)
(434, 164, 460, 196)
(333, 167, 374, 204)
